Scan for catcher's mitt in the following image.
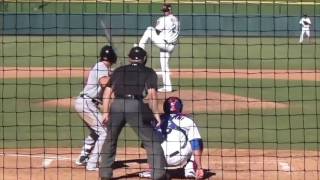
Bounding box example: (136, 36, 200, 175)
(303, 21, 309, 25)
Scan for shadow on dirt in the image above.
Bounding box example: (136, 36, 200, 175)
(112, 159, 215, 179)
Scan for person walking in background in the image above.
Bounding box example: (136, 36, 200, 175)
(99, 46, 168, 180)
(138, 3, 180, 92)
(299, 14, 311, 43)
(74, 45, 117, 171)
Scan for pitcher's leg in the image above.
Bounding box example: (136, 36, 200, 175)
(299, 30, 305, 43)
(306, 29, 310, 42)
(139, 27, 158, 49)
(159, 51, 172, 92)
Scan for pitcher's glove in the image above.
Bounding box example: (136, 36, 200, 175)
(303, 21, 309, 25)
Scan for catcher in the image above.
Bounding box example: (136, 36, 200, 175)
(139, 97, 205, 179)
(299, 14, 311, 43)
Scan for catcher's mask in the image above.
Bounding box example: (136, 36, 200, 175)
(100, 45, 117, 64)
(163, 96, 183, 114)
(128, 46, 147, 65)
(162, 3, 172, 12)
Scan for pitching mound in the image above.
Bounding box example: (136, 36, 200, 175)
(40, 90, 287, 112)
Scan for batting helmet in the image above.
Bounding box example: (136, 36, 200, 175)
(100, 45, 117, 64)
(161, 3, 172, 12)
(128, 46, 147, 64)
(163, 96, 183, 114)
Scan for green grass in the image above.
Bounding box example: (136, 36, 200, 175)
(1, 1, 319, 16)
(1, 0, 320, 151)
(1, 36, 320, 70)
(0, 78, 319, 150)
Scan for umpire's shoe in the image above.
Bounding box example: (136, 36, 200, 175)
(75, 155, 89, 166)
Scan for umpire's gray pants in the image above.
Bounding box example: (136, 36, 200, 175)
(99, 99, 168, 180)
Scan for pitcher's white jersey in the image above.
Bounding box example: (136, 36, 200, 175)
(158, 114, 202, 166)
(155, 14, 180, 44)
(80, 61, 111, 99)
(299, 17, 311, 30)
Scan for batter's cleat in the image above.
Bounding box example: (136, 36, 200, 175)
(157, 87, 173, 93)
(184, 170, 196, 178)
(139, 171, 151, 178)
(75, 155, 89, 166)
(86, 165, 99, 171)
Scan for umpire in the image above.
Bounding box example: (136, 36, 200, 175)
(99, 46, 168, 180)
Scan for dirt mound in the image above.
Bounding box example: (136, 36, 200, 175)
(40, 90, 287, 112)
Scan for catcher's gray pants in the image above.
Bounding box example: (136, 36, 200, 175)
(99, 98, 168, 180)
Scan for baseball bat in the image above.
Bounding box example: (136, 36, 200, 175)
(100, 20, 113, 47)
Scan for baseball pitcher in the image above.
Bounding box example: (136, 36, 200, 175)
(299, 14, 311, 43)
(140, 97, 204, 179)
(138, 3, 180, 92)
(74, 45, 117, 171)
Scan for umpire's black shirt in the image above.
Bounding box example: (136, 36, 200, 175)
(108, 63, 158, 96)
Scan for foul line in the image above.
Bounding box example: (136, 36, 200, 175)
(0, 153, 73, 168)
(0, 152, 292, 171)
(0, 153, 72, 161)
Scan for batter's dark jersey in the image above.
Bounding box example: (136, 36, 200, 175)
(107, 63, 158, 96)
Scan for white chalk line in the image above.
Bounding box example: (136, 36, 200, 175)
(0, 153, 73, 168)
(0, 152, 292, 171)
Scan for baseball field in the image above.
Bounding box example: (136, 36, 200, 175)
(1, 0, 320, 179)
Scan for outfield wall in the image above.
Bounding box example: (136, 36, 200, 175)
(0, 13, 319, 37)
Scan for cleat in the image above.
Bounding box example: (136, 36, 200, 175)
(185, 171, 196, 178)
(139, 171, 151, 178)
(157, 87, 173, 93)
(75, 155, 89, 166)
(86, 166, 99, 171)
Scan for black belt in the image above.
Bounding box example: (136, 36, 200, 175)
(164, 40, 176, 45)
(115, 94, 144, 100)
(169, 151, 179, 158)
(80, 94, 101, 104)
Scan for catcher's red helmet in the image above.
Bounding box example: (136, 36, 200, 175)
(163, 96, 183, 114)
(161, 3, 172, 12)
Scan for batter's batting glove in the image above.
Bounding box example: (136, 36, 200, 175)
(195, 168, 205, 179)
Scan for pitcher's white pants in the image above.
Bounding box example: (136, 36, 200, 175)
(74, 97, 107, 168)
(139, 27, 175, 91)
(299, 28, 310, 43)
